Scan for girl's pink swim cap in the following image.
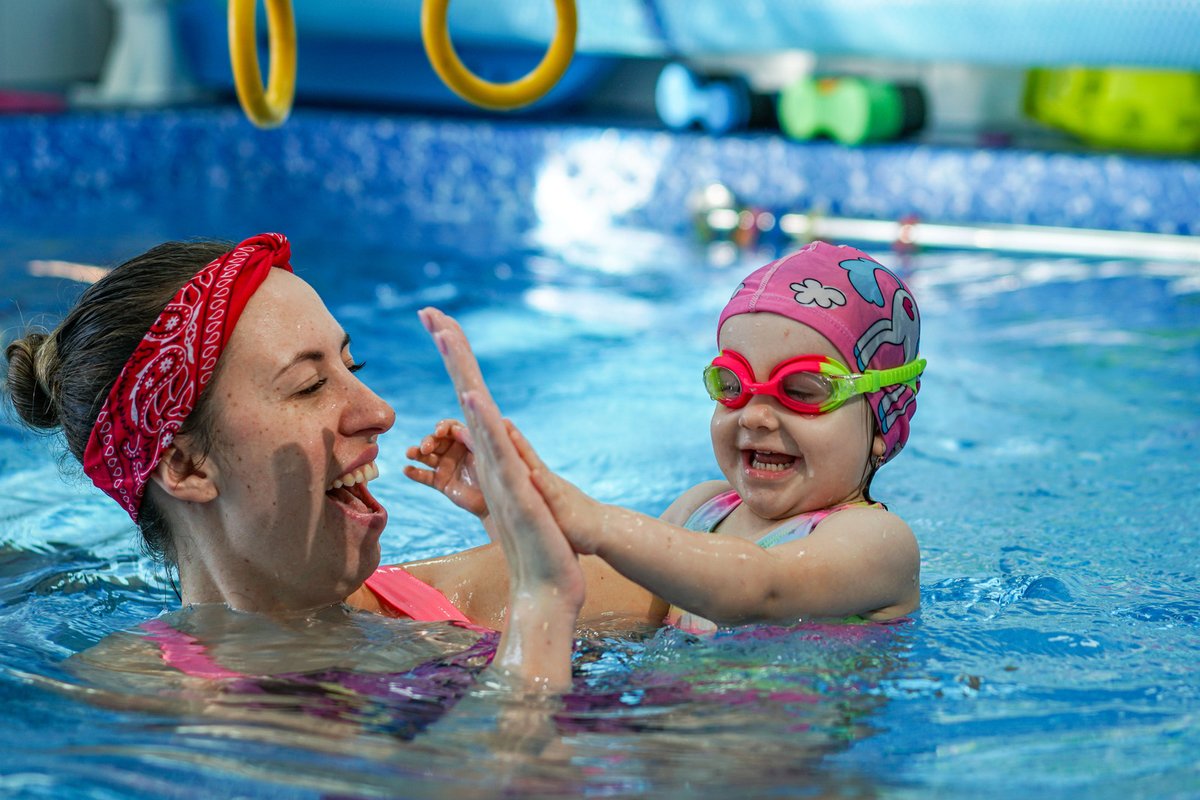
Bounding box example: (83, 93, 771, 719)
(717, 241, 922, 463)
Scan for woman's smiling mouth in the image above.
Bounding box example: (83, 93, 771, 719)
(326, 460, 385, 520)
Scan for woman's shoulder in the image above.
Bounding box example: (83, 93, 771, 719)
(659, 480, 733, 526)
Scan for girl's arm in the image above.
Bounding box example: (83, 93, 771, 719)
(395, 545, 667, 630)
(512, 428, 920, 624)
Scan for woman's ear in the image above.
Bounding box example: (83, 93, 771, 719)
(149, 440, 218, 504)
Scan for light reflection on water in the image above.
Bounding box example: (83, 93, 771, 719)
(1, 240, 1198, 798)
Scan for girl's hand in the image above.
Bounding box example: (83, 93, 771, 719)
(403, 419, 488, 519)
(505, 422, 608, 557)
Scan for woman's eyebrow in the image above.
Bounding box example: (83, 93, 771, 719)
(275, 332, 351, 379)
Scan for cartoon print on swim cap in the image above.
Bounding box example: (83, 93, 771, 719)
(874, 381, 917, 436)
(853, 282, 921, 435)
(789, 278, 847, 309)
(854, 286, 920, 369)
(838, 256, 889, 307)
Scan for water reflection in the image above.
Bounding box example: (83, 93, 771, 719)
(11, 606, 907, 797)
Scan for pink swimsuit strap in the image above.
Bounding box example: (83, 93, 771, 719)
(363, 566, 473, 625)
(140, 618, 246, 680)
(142, 569, 475, 678)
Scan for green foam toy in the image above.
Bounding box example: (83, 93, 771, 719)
(1024, 67, 1200, 154)
(777, 76, 926, 146)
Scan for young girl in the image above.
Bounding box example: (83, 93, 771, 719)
(407, 241, 925, 631)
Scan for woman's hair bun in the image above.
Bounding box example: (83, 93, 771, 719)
(4, 331, 61, 430)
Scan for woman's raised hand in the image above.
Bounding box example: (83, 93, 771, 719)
(418, 308, 583, 691)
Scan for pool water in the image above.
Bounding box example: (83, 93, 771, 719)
(1, 230, 1197, 799)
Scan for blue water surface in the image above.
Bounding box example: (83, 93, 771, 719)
(1, 114, 1198, 800)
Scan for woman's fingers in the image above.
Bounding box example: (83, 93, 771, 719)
(419, 309, 493, 403)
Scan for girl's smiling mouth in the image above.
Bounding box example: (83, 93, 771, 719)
(743, 449, 799, 478)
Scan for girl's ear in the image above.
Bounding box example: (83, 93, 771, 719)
(148, 439, 219, 504)
(871, 430, 887, 464)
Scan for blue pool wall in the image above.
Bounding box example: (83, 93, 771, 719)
(4, 2, 1198, 245)
(171, 0, 1200, 114)
(179, 0, 1200, 68)
(1, 109, 1197, 260)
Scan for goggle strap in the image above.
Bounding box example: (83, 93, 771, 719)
(854, 357, 927, 393)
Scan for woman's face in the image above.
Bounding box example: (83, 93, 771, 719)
(189, 270, 395, 610)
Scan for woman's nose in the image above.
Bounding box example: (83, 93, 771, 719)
(346, 379, 395, 436)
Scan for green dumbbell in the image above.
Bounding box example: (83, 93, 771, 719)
(778, 76, 926, 145)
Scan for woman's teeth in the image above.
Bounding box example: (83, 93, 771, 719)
(330, 460, 379, 490)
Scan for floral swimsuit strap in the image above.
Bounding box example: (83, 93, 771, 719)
(682, 489, 879, 547)
(669, 491, 880, 633)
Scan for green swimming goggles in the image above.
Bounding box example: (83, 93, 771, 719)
(704, 350, 927, 414)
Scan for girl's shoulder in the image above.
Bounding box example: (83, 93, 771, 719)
(660, 480, 733, 526)
(811, 502, 918, 553)
(820, 501, 910, 529)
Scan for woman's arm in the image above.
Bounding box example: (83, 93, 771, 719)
(420, 307, 584, 691)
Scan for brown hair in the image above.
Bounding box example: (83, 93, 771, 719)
(3, 240, 232, 564)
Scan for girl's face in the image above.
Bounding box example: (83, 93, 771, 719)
(190, 270, 396, 610)
(710, 313, 885, 521)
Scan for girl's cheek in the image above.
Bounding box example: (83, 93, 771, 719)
(711, 408, 734, 430)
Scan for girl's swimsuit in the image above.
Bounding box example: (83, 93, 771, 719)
(665, 490, 879, 633)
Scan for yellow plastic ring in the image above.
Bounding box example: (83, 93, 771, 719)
(228, 0, 297, 128)
(422, 0, 577, 111)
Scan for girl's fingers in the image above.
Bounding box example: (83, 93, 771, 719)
(435, 418, 463, 438)
(402, 465, 435, 487)
(506, 423, 548, 474)
(407, 445, 440, 468)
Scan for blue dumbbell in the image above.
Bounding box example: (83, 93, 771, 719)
(655, 63, 774, 135)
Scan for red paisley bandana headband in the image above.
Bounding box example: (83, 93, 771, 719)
(83, 233, 294, 520)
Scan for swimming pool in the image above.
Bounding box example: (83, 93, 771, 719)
(1, 110, 1197, 799)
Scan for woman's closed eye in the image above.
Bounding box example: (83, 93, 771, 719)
(295, 361, 365, 397)
(296, 378, 327, 397)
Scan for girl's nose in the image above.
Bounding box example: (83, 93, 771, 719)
(738, 395, 780, 431)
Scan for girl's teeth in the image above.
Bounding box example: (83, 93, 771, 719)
(750, 452, 794, 471)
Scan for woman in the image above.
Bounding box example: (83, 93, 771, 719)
(4, 233, 582, 690)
